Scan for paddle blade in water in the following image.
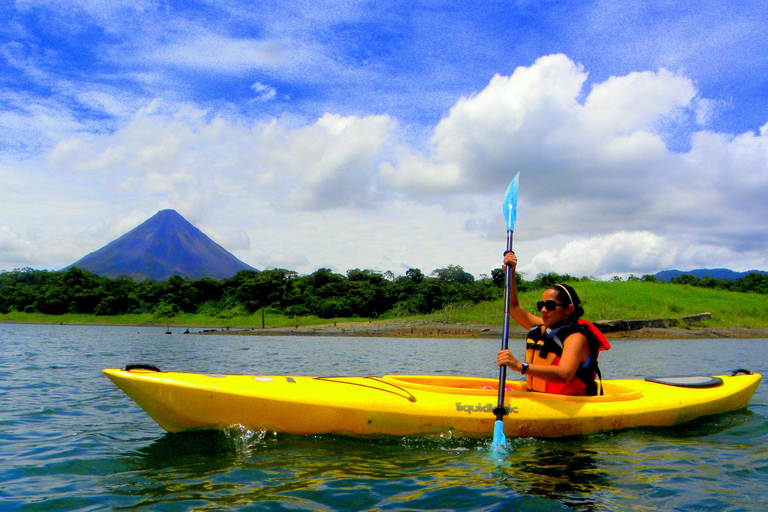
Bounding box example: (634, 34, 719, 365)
(492, 420, 507, 448)
(502, 173, 520, 231)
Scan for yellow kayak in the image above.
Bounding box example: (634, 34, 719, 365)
(103, 366, 761, 438)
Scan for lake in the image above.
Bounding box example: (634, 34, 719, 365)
(1, 323, 766, 511)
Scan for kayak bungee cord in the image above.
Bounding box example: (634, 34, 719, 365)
(314, 376, 417, 402)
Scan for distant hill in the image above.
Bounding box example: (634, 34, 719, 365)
(65, 210, 257, 281)
(655, 268, 768, 282)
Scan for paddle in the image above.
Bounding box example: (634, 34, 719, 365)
(492, 172, 520, 448)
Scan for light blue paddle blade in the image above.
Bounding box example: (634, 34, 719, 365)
(492, 420, 507, 448)
(502, 173, 520, 232)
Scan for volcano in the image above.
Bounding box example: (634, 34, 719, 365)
(66, 210, 257, 281)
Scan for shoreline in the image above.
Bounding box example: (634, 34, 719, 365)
(3, 318, 768, 339)
(190, 320, 768, 340)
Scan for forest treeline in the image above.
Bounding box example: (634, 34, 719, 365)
(661, 273, 768, 293)
(1, 266, 767, 320)
(0, 265, 509, 319)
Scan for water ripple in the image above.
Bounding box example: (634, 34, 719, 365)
(1, 325, 766, 511)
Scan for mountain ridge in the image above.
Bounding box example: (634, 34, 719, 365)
(654, 268, 768, 282)
(65, 210, 256, 281)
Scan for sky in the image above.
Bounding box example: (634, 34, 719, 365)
(1, 0, 767, 281)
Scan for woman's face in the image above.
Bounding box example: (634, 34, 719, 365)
(538, 288, 572, 327)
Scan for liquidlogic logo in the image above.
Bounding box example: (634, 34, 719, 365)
(455, 402, 518, 414)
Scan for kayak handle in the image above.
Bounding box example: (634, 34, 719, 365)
(123, 364, 162, 372)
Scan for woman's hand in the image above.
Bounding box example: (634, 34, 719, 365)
(502, 251, 517, 272)
(498, 349, 522, 372)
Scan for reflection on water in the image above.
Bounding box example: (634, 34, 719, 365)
(506, 444, 610, 511)
(122, 426, 621, 512)
(126, 429, 504, 511)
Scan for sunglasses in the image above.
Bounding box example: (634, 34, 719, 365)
(537, 300, 565, 311)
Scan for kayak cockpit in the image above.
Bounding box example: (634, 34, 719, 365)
(381, 375, 642, 402)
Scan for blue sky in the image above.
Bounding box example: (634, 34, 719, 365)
(2, 0, 767, 279)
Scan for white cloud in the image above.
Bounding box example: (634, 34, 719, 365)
(251, 82, 277, 102)
(242, 112, 397, 210)
(0, 226, 35, 268)
(202, 226, 252, 252)
(256, 251, 309, 272)
(145, 35, 289, 73)
(674, 127, 768, 248)
(380, 54, 589, 194)
(582, 68, 696, 134)
(379, 54, 698, 208)
(378, 54, 768, 266)
(523, 231, 677, 278)
(45, 101, 397, 219)
(237, 198, 504, 278)
(521, 231, 766, 280)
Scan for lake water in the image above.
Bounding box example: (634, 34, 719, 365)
(1, 324, 766, 511)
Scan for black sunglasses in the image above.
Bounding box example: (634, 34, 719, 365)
(537, 300, 565, 311)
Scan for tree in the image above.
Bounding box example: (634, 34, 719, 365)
(431, 265, 474, 284)
(535, 272, 574, 288)
(347, 268, 385, 284)
(670, 274, 701, 286)
(235, 269, 293, 313)
(491, 268, 505, 288)
(405, 268, 424, 283)
(306, 268, 344, 289)
(155, 275, 198, 313)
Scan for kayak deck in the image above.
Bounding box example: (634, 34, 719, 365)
(103, 368, 761, 438)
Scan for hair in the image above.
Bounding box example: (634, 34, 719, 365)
(550, 283, 584, 321)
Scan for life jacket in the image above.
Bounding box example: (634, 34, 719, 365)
(525, 319, 610, 396)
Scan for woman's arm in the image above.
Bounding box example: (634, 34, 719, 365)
(503, 252, 541, 330)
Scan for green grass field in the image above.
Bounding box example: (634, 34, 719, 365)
(423, 281, 768, 330)
(2, 281, 767, 330)
(0, 310, 372, 329)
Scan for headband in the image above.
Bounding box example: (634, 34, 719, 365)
(555, 284, 574, 306)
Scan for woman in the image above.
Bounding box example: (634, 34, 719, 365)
(497, 252, 606, 396)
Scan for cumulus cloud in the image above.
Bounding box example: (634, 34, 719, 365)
(673, 127, 768, 249)
(45, 100, 397, 218)
(521, 230, 766, 280)
(380, 54, 696, 201)
(46, 101, 238, 219)
(380, 54, 768, 269)
(0, 226, 35, 268)
(523, 231, 681, 278)
(380, 55, 588, 194)
(582, 68, 696, 134)
(267, 113, 396, 210)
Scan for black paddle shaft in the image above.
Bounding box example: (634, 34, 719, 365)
(493, 230, 514, 420)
